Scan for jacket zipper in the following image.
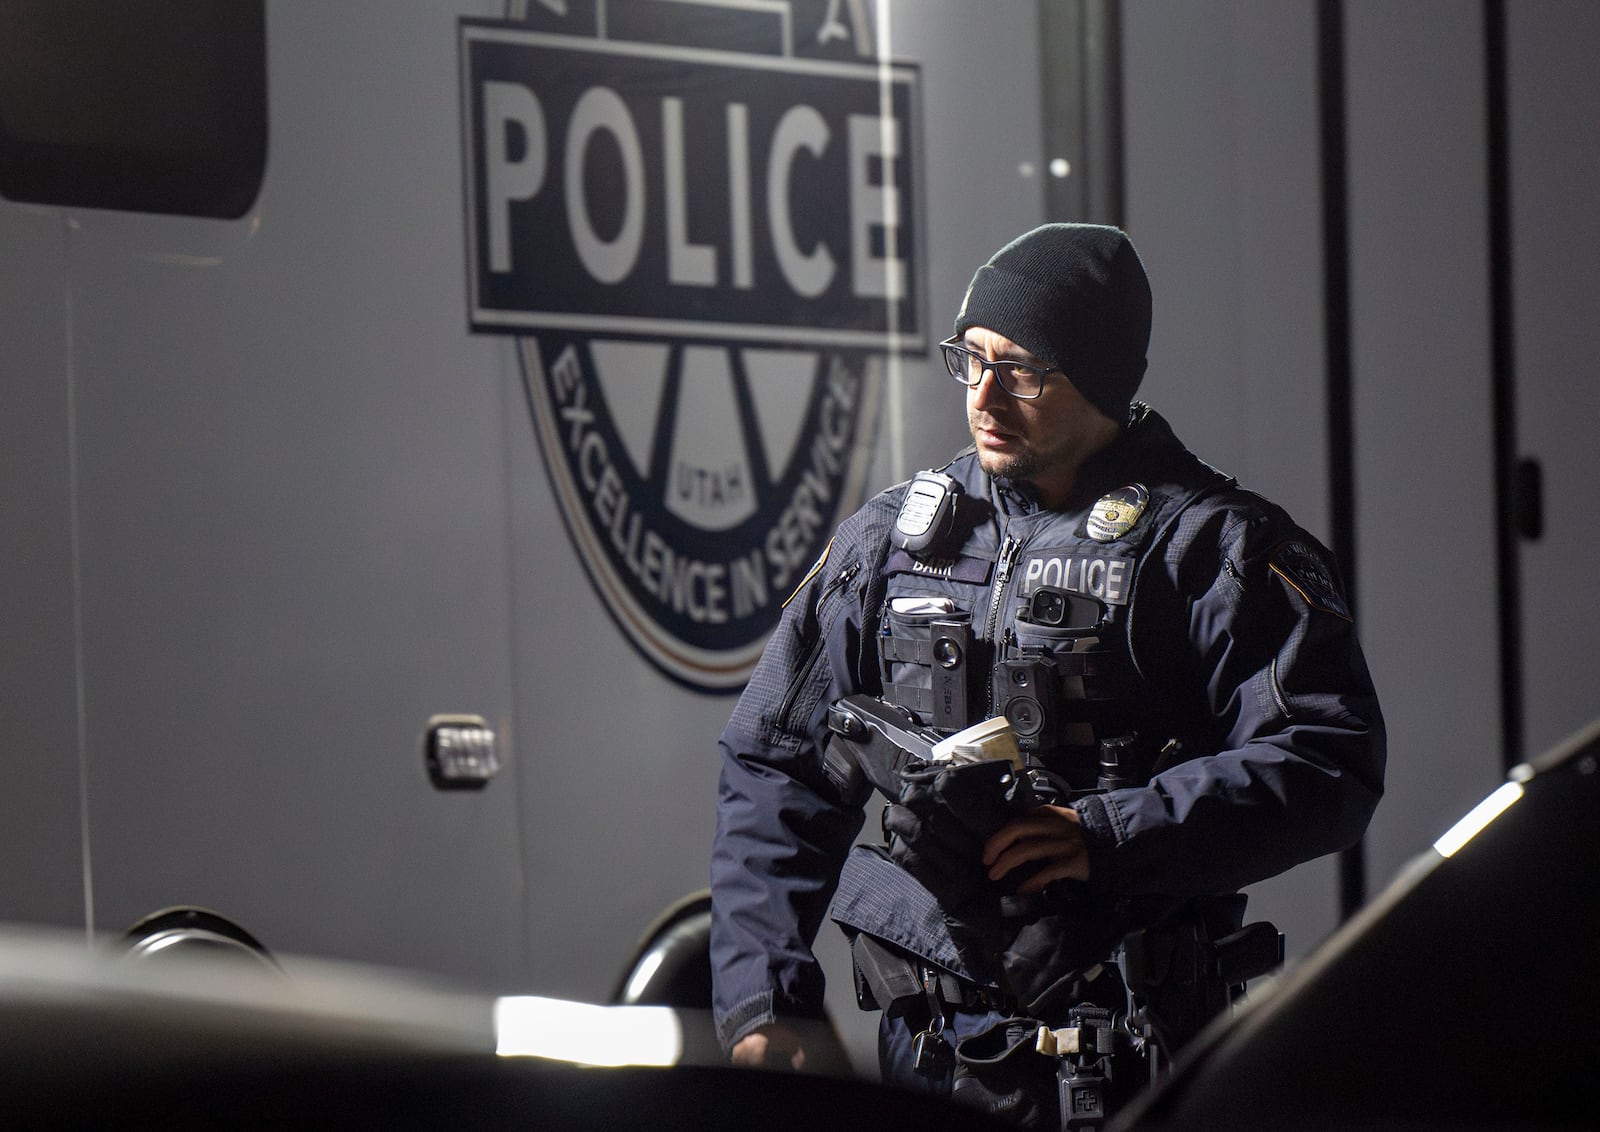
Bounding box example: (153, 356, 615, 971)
(1269, 656, 1293, 719)
(777, 560, 861, 727)
(983, 532, 1022, 715)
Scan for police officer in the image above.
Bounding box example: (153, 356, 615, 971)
(709, 224, 1386, 1115)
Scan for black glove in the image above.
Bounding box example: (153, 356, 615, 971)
(949, 1016, 1058, 1130)
(884, 759, 1037, 917)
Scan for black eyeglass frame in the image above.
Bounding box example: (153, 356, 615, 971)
(938, 335, 1059, 400)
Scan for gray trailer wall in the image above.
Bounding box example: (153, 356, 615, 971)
(1, 0, 1595, 1078)
(1125, 0, 1598, 943)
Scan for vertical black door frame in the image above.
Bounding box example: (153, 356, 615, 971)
(1483, 0, 1525, 773)
(1038, 0, 1124, 226)
(1316, 0, 1367, 921)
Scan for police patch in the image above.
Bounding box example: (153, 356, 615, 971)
(783, 539, 832, 609)
(1269, 541, 1352, 620)
(1017, 550, 1135, 606)
(1086, 484, 1149, 543)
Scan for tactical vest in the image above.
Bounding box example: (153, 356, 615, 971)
(875, 460, 1225, 792)
(832, 427, 1238, 1009)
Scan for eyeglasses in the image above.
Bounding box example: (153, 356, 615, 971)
(938, 336, 1058, 400)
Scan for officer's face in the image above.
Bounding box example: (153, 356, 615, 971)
(963, 327, 1118, 506)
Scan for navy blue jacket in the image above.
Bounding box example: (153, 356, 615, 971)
(709, 406, 1386, 1050)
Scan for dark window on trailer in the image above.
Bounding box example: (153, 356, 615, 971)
(0, 0, 266, 219)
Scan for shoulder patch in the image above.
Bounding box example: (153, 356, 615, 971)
(782, 538, 832, 609)
(1269, 541, 1352, 620)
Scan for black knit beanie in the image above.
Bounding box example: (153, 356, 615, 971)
(953, 223, 1152, 424)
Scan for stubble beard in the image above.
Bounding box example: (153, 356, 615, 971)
(969, 410, 1048, 483)
(974, 443, 1041, 483)
(969, 410, 1097, 499)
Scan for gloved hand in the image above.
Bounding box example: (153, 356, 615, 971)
(884, 759, 1038, 916)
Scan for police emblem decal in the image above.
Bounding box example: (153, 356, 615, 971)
(523, 334, 883, 691)
(461, 6, 923, 693)
(1086, 484, 1150, 543)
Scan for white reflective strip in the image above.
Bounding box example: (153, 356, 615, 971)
(494, 996, 683, 1066)
(1432, 781, 1525, 858)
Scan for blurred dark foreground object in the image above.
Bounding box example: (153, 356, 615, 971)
(0, 924, 995, 1130)
(1115, 717, 1600, 1131)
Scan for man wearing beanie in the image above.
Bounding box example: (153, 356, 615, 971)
(710, 224, 1386, 1124)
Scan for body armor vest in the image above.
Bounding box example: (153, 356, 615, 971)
(832, 425, 1239, 1009)
(877, 463, 1221, 794)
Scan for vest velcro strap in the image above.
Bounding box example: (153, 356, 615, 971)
(882, 681, 934, 715)
(881, 635, 935, 665)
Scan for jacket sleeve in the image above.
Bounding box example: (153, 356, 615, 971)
(708, 505, 889, 1051)
(1074, 495, 1387, 899)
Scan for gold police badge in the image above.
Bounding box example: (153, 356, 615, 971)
(1087, 484, 1150, 542)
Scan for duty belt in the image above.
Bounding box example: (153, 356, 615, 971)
(850, 932, 1014, 1017)
(927, 966, 1014, 1014)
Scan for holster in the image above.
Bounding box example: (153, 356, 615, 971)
(1119, 894, 1284, 1052)
(849, 933, 922, 1016)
